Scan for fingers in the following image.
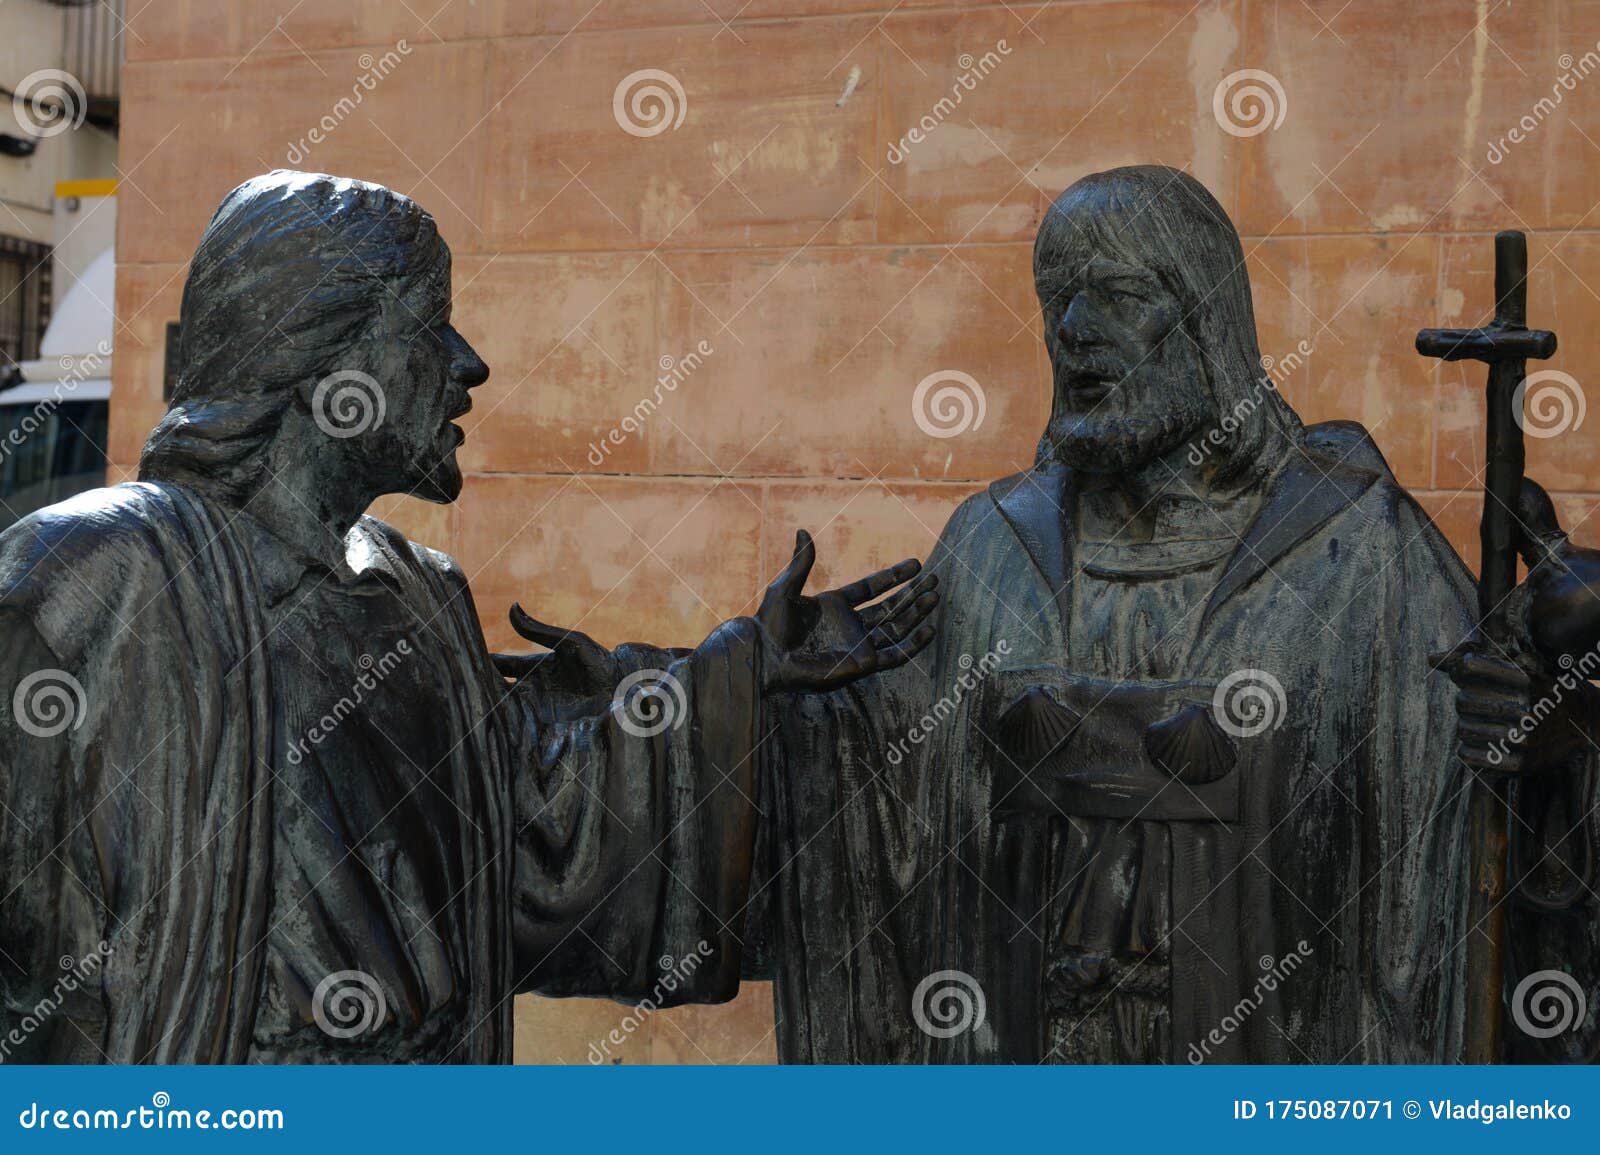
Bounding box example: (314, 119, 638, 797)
(1430, 645, 1528, 684)
(1455, 688, 1526, 720)
(869, 588, 939, 646)
(1458, 717, 1518, 743)
(1450, 648, 1534, 775)
(832, 557, 922, 608)
(772, 609, 939, 690)
(861, 572, 938, 629)
(1428, 647, 1467, 675)
(1458, 744, 1521, 774)
(1454, 653, 1529, 689)
(492, 652, 550, 681)
(873, 623, 938, 671)
(509, 603, 599, 653)
(770, 529, 817, 599)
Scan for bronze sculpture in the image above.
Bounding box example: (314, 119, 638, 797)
(0, 172, 935, 1062)
(747, 166, 1598, 1064)
(0, 164, 1593, 1066)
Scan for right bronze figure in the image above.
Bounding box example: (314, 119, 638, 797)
(747, 165, 1598, 1064)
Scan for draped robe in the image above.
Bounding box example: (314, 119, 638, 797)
(0, 480, 763, 1063)
(753, 422, 1600, 1064)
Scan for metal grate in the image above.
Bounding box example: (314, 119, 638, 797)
(0, 237, 54, 383)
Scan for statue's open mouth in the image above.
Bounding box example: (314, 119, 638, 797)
(442, 395, 472, 447)
(1063, 370, 1120, 401)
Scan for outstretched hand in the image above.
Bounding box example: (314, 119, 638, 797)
(757, 529, 939, 693)
(492, 603, 618, 695)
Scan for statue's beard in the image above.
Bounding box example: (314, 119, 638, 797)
(1037, 375, 1212, 474)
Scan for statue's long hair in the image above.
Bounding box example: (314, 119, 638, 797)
(138, 171, 445, 503)
(1033, 165, 1303, 484)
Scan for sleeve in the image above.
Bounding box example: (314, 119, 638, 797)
(508, 617, 766, 1007)
(741, 503, 969, 1019)
(1361, 493, 1479, 1061)
(1365, 495, 1600, 1063)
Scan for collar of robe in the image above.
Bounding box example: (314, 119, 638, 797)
(988, 428, 1382, 625)
(229, 507, 398, 605)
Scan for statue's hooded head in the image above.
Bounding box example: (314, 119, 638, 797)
(1033, 165, 1301, 481)
(139, 171, 487, 506)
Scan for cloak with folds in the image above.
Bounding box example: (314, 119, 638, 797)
(751, 422, 1600, 1063)
(0, 480, 764, 1063)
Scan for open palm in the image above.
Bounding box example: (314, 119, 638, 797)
(756, 529, 939, 693)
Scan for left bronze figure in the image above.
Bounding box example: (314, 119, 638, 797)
(0, 172, 936, 1063)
